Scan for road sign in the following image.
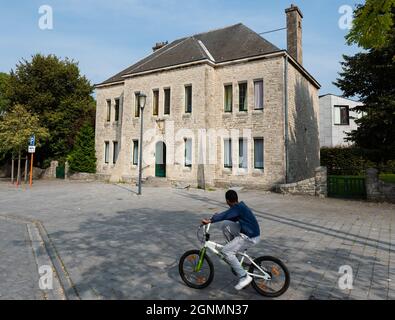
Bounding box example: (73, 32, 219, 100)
(29, 135, 36, 146)
(28, 146, 36, 153)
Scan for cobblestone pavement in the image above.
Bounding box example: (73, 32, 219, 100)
(0, 180, 394, 300)
(0, 217, 44, 300)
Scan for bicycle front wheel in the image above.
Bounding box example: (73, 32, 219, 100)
(249, 256, 290, 297)
(179, 250, 214, 289)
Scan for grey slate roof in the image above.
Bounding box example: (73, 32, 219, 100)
(98, 23, 281, 86)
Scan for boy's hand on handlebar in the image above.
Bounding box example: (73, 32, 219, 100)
(201, 219, 211, 225)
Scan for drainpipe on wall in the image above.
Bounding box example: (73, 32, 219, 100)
(284, 54, 289, 184)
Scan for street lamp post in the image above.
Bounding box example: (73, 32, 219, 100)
(137, 93, 147, 195)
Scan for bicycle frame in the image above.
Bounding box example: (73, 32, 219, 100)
(196, 224, 272, 281)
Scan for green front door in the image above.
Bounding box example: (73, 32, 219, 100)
(155, 142, 166, 177)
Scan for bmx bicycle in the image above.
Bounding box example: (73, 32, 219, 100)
(179, 223, 290, 297)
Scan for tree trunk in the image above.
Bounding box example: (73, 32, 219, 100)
(24, 156, 28, 184)
(11, 154, 14, 183)
(17, 150, 21, 185)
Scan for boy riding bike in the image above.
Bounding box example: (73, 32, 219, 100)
(202, 190, 261, 290)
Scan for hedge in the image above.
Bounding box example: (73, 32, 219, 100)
(320, 147, 395, 176)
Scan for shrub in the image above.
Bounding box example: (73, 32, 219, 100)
(67, 123, 96, 173)
(321, 147, 376, 175)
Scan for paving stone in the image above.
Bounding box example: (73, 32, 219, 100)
(1, 180, 394, 300)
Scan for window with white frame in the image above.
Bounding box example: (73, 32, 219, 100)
(239, 138, 248, 169)
(184, 138, 192, 167)
(224, 139, 232, 168)
(334, 105, 350, 125)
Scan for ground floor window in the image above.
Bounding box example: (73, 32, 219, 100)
(184, 138, 192, 167)
(113, 141, 119, 164)
(239, 138, 247, 169)
(132, 140, 139, 165)
(254, 138, 264, 169)
(224, 139, 232, 168)
(104, 141, 109, 164)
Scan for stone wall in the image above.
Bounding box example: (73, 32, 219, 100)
(366, 168, 395, 203)
(42, 161, 58, 179)
(276, 166, 327, 197)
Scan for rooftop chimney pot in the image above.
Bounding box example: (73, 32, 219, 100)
(153, 41, 168, 52)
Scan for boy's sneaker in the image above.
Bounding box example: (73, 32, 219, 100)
(235, 275, 253, 290)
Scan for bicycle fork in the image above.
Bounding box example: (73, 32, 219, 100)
(194, 247, 207, 272)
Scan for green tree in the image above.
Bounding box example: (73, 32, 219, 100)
(335, 3, 395, 163)
(67, 122, 96, 173)
(347, 0, 395, 51)
(6, 54, 95, 167)
(0, 105, 49, 183)
(0, 72, 10, 115)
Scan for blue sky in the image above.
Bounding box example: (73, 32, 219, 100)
(0, 0, 363, 95)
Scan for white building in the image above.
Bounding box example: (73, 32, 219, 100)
(319, 94, 363, 148)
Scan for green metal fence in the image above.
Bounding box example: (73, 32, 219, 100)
(328, 176, 367, 200)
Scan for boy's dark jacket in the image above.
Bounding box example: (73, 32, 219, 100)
(211, 202, 260, 238)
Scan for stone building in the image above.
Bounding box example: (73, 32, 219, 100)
(94, 5, 321, 189)
(319, 94, 363, 147)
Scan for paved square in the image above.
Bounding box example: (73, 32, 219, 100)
(0, 180, 394, 300)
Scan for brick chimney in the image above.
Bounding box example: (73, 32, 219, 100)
(285, 4, 303, 65)
(152, 41, 168, 52)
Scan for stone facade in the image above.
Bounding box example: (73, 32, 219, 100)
(366, 168, 395, 203)
(95, 54, 320, 189)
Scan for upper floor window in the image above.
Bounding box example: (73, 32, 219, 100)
(106, 100, 111, 122)
(185, 85, 192, 113)
(114, 98, 120, 122)
(153, 90, 159, 116)
(164, 88, 171, 115)
(135, 92, 140, 118)
(254, 80, 264, 110)
(334, 105, 350, 125)
(224, 84, 233, 113)
(239, 82, 248, 112)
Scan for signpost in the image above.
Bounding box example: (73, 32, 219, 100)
(29, 135, 35, 187)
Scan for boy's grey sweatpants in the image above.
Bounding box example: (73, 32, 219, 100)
(221, 221, 260, 278)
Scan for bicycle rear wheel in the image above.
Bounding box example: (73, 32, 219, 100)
(249, 256, 290, 297)
(179, 250, 214, 289)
